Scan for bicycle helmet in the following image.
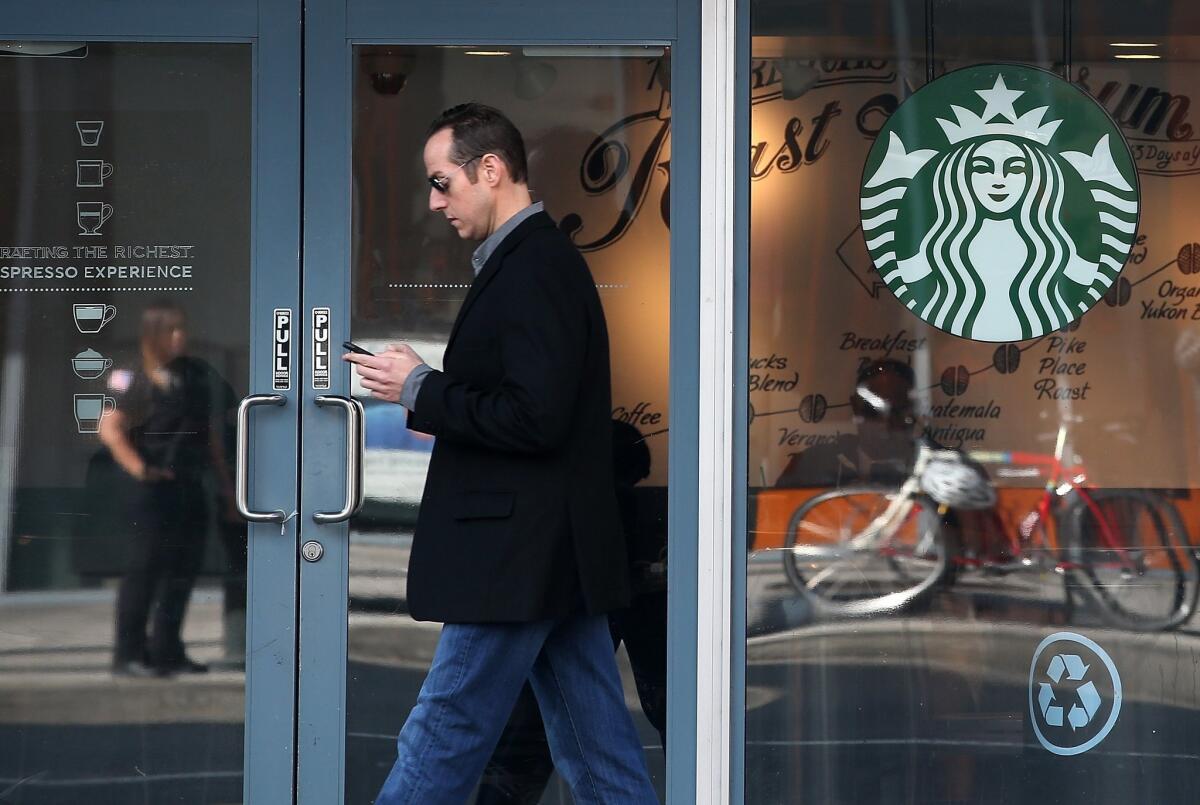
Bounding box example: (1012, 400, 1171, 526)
(921, 450, 997, 510)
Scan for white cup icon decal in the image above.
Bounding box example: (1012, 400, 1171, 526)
(73, 303, 116, 334)
(76, 160, 114, 188)
(72, 348, 113, 380)
(76, 120, 104, 147)
(77, 201, 113, 236)
(74, 394, 116, 434)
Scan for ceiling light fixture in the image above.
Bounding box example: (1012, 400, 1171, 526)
(1115, 54, 1161, 60)
(465, 50, 511, 56)
(1109, 42, 1158, 48)
(0, 41, 87, 57)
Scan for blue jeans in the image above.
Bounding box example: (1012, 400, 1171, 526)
(376, 612, 658, 805)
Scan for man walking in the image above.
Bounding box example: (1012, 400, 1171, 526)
(344, 103, 657, 804)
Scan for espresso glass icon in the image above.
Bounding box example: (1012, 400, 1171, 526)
(76, 160, 114, 188)
(76, 120, 104, 147)
(72, 348, 113, 380)
(74, 394, 116, 434)
(77, 201, 112, 236)
(73, 303, 116, 334)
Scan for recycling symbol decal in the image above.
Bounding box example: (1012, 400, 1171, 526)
(1029, 632, 1122, 756)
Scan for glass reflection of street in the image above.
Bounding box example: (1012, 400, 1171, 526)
(764, 360, 1199, 630)
(747, 361, 1200, 802)
(0, 40, 253, 802)
(3, 302, 250, 802)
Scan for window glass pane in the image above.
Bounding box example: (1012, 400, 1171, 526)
(347, 44, 671, 803)
(0, 42, 252, 803)
(747, 2, 1200, 801)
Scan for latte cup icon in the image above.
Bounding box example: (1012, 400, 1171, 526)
(74, 394, 116, 434)
(74, 303, 117, 334)
(77, 201, 113, 236)
(76, 159, 113, 188)
(72, 349, 113, 379)
(76, 120, 104, 147)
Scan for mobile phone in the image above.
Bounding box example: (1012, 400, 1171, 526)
(342, 340, 374, 356)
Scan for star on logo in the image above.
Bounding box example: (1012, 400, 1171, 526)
(976, 74, 1022, 123)
(935, 72, 1063, 146)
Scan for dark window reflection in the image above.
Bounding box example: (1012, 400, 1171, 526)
(0, 43, 250, 803)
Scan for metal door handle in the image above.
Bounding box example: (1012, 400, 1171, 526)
(313, 395, 365, 524)
(236, 394, 288, 523)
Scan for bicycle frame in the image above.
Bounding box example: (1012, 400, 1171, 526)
(971, 427, 1134, 573)
(781, 423, 1199, 628)
(800, 443, 947, 560)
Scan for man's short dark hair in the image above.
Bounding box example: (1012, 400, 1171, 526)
(426, 103, 528, 184)
(856, 358, 915, 389)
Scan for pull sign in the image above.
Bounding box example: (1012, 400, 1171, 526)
(272, 308, 292, 391)
(312, 307, 330, 390)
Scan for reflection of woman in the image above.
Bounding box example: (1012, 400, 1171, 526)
(894, 137, 1099, 340)
(100, 302, 237, 677)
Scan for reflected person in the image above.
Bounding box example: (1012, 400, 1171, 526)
(100, 301, 238, 677)
(775, 359, 1001, 561)
(775, 358, 918, 489)
(476, 420, 669, 804)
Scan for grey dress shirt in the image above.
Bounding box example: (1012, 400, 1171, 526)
(398, 201, 545, 409)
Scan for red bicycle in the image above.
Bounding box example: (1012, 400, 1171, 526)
(783, 426, 1200, 630)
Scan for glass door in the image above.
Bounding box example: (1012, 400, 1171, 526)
(0, 2, 300, 803)
(299, 1, 685, 802)
(2, 2, 699, 803)
(344, 43, 673, 804)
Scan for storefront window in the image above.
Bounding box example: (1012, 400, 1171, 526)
(747, 1, 1200, 801)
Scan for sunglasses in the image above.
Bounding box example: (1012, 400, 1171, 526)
(428, 154, 483, 193)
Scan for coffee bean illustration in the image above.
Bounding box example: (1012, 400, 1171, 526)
(799, 393, 828, 424)
(748, 401, 756, 426)
(1180, 243, 1200, 275)
(1103, 276, 1132, 307)
(940, 365, 969, 396)
(993, 344, 1021, 374)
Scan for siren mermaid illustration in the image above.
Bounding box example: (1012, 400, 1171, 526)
(861, 73, 1138, 342)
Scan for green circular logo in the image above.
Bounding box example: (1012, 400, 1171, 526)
(861, 65, 1139, 342)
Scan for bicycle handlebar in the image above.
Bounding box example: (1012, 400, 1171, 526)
(967, 449, 1062, 468)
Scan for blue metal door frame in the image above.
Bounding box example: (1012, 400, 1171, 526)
(299, 0, 703, 802)
(243, 4, 303, 802)
(1, 0, 712, 801)
(0, 2, 302, 803)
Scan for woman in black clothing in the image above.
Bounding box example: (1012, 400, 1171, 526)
(100, 302, 238, 677)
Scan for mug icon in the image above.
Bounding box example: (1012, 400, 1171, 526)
(76, 160, 113, 188)
(76, 120, 104, 147)
(77, 201, 113, 236)
(72, 348, 113, 380)
(74, 394, 116, 434)
(73, 303, 117, 334)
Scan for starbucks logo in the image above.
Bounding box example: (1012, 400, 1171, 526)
(861, 65, 1139, 342)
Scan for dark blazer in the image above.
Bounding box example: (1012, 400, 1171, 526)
(406, 211, 632, 623)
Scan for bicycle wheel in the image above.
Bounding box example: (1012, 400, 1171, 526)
(1064, 489, 1200, 631)
(782, 486, 950, 617)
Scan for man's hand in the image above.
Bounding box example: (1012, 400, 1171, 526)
(343, 344, 425, 404)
